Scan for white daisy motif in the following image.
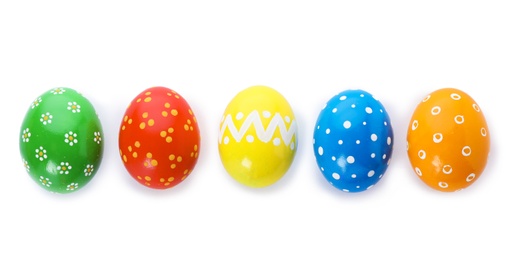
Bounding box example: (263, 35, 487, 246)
(40, 112, 53, 125)
(51, 88, 66, 95)
(84, 164, 94, 176)
(66, 182, 78, 191)
(64, 131, 78, 146)
(31, 97, 42, 109)
(93, 132, 102, 144)
(35, 146, 47, 161)
(21, 128, 31, 142)
(57, 162, 72, 174)
(22, 159, 30, 172)
(67, 101, 81, 113)
(39, 176, 52, 187)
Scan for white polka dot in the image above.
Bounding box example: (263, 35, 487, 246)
(438, 182, 448, 188)
(224, 136, 230, 144)
(378, 174, 383, 179)
(368, 170, 375, 177)
(318, 146, 323, 156)
(356, 140, 360, 144)
(431, 106, 441, 115)
(285, 116, 291, 123)
(351, 174, 357, 178)
(236, 112, 244, 120)
(423, 95, 431, 102)
(450, 93, 461, 100)
(415, 167, 422, 176)
(262, 111, 271, 118)
(412, 120, 418, 130)
(339, 95, 347, 101)
(363, 121, 367, 125)
(343, 121, 351, 129)
(332, 173, 340, 180)
(380, 109, 383, 113)
(481, 128, 487, 136)
(367, 185, 373, 190)
(384, 121, 387, 126)
(418, 150, 426, 159)
(433, 133, 443, 143)
(246, 135, 254, 143)
(454, 115, 464, 124)
(317, 125, 320, 130)
(326, 128, 330, 134)
(371, 153, 375, 158)
(462, 146, 472, 156)
(356, 186, 360, 189)
(365, 107, 372, 114)
(473, 104, 480, 112)
(347, 156, 355, 164)
(273, 138, 280, 146)
(343, 189, 349, 192)
(320, 167, 324, 171)
(332, 156, 336, 161)
(382, 154, 386, 159)
(351, 104, 356, 108)
(387, 137, 392, 145)
(371, 134, 378, 141)
(332, 108, 337, 113)
(466, 173, 476, 182)
(338, 140, 343, 145)
(442, 165, 452, 174)
(360, 94, 365, 97)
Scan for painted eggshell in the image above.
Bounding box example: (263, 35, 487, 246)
(118, 86, 200, 189)
(407, 88, 490, 192)
(218, 85, 298, 188)
(313, 89, 394, 193)
(19, 87, 104, 194)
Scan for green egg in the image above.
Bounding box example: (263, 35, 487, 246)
(19, 87, 104, 194)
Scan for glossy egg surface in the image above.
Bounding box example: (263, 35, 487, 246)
(119, 86, 200, 189)
(218, 85, 297, 188)
(407, 88, 490, 192)
(19, 87, 104, 194)
(313, 89, 393, 193)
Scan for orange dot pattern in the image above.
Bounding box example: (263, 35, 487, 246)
(118, 86, 201, 189)
(407, 88, 490, 192)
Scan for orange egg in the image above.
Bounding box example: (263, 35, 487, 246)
(406, 88, 490, 192)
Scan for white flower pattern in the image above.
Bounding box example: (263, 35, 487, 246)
(22, 128, 31, 142)
(64, 131, 78, 146)
(40, 112, 53, 125)
(84, 164, 94, 176)
(57, 162, 72, 174)
(66, 182, 78, 191)
(22, 159, 30, 172)
(39, 176, 52, 187)
(51, 88, 66, 95)
(94, 132, 102, 144)
(67, 101, 81, 113)
(35, 146, 47, 161)
(31, 97, 42, 109)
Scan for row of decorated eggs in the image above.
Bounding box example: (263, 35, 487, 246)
(19, 86, 490, 194)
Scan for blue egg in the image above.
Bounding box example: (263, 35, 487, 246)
(313, 89, 394, 193)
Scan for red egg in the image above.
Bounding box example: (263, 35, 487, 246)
(118, 86, 200, 189)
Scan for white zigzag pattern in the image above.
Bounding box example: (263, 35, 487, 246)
(219, 111, 297, 145)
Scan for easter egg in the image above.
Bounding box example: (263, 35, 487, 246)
(118, 86, 200, 189)
(19, 87, 104, 194)
(406, 88, 490, 192)
(313, 89, 394, 193)
(218, 85, 298, 188)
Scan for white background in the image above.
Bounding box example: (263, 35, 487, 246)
(1, 1, 507, 259)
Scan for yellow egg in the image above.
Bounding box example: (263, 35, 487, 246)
(218, 85, 298, 188)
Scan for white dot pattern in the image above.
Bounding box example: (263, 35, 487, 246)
(313, 89, 394, 193)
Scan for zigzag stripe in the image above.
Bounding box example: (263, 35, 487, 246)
(219, 111, 297, 145)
